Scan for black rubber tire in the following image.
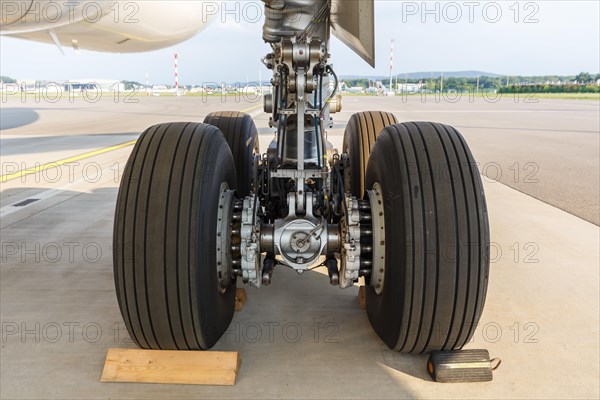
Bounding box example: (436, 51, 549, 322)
(342, 111, 398, 197)
(113, 122, 237, 350)
(365, 122, 490, 354)
(204, 111, 259, 197)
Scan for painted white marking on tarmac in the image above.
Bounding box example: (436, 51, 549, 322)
(2, 183, 79, 217)
(0, 167, 115, 218)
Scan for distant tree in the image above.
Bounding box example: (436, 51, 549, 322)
(427, 79, 438, 92)
(575, 72, 592, 83)
(0, 75, 16, 83)
(478, 76, 502, 89)
(121, 80, 144, 90)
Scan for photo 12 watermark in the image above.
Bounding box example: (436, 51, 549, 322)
(0, 319, 540, 346)
(1, 1, 140, 25)
(399, 1, 540, 24)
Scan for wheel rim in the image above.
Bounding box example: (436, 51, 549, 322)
(216, 183, 236, 294)
(366, 182, 386, 295)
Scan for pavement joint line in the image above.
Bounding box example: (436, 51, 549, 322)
(1, 139, 138, 183)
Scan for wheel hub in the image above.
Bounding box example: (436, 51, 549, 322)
(338, 185, 385, 291)
(366, 182, 386, 295)
(239, 196, 262, 287)
(216, 183, 236, 294)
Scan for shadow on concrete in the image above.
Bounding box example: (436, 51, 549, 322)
(0, 133, 140, 156)
(379, 351, 433, 381)
(1, 108, 39, 130)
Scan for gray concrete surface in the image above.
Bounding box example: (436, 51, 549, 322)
(337, 95, 600, 225)
(1, 95, 599, 399)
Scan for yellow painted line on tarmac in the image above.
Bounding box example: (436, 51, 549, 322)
(1, 140, 137, 183)
(240, 104, 263, 113)
(2, 106, 262, 184)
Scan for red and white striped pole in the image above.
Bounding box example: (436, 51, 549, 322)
(389, 39, 395, 93)
(174, 52, 180, 97)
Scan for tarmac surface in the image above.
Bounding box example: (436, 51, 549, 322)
(1, 94, 599, 399)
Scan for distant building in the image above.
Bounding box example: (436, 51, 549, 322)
(65, 79, 125, 92)
(348, 86, 365, 94)
(397, 83, 424, 94)
(17, 79, 37, 92)
(240, 85, 259, 94)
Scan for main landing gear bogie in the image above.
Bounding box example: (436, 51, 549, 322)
(113, 112, 489, 354)
(113, 0, 488, 356)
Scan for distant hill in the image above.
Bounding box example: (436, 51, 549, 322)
(341, 71, 501, 80)
(0, 75, 17, 83)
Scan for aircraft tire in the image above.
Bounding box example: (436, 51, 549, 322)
(342, 111, 398, 198)
(204, 111, 260, 197)
(364, 121, 490, 353)
(113, 122, 237, 350)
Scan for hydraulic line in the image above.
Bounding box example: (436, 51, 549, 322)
(319, 65, 338, 120)
(314, 73, 322, 168)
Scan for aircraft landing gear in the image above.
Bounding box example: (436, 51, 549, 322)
(113, 0, 489, 354)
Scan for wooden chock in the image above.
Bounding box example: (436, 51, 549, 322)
(101, 348, 240, 385)
(235, 287, 247, 311)
(359, 286, 366, 310)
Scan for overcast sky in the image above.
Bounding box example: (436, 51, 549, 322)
(1, 1, 598, 84)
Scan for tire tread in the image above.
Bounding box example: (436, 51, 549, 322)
(365, 121, 489, 354)
(343, 111, 398, 197)
(114, 122, 237, 350)
(204, 111, 259, 197)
